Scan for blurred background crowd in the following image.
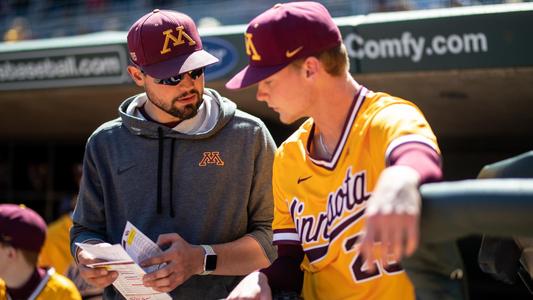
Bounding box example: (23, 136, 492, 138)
(2, 0, 530, 42)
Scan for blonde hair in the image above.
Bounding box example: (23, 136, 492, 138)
(291, 43, 349, 76)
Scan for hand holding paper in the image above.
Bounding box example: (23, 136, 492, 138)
(77, 244, 119, 289)
(141, 233, 204, 293)
(75, 222, 171, 300)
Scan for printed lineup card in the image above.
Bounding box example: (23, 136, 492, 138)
(76, 222, 171, 300)
(122, 221, 166, 274)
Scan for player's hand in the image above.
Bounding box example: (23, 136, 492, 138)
(360, 165, 421, 270)
(77, 244, 118, 288)
(141, 233, 204, 292)
(227, 271, 272, 300)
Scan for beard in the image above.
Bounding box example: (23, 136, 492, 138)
(146, 88, 203, 121)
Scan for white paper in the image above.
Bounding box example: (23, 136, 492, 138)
(75, 222, 171, 300)
(122, 221, 166, 274)
(76, 243, 131, 262)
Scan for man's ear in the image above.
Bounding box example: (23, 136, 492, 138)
(303, 57, 320, 79)
(6, 246, 17, 259)
(127, 66, 145, 86)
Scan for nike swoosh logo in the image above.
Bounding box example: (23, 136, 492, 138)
(117, 164, 136, 175)
(297, 175, 312, 184)
(286, 46, 303, 58)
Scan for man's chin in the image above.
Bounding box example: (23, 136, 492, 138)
(178, 107, 198, 120)
(183, 110, 198, 120)
(279, 114, 296, 125)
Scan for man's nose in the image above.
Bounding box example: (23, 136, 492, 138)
(256, 86, 268, 102)
(179, 73, 196, 87)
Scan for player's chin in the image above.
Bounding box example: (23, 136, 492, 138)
(278, 113, 298, 125)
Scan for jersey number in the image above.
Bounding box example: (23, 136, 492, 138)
(345, 235, 403, 282)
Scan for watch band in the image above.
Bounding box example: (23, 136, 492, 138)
(201, 244, 215, 256)
(200, 244, 216, 275)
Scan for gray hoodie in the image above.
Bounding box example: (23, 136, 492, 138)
(71, 88, 276, 299)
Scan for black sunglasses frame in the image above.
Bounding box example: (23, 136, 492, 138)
(140, 67, 205, 86)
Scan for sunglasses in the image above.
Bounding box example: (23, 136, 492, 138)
(147, 68, 205, 86)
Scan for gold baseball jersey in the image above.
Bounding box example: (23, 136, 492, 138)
(0, 268, 81, 300)
(39, 214, 73, 275)
(272, 87, 440, 300)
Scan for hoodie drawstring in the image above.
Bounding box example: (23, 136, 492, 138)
(157, 127, 164, 215)
(156, 127, 176, 218)
(169, 139, 176, 218)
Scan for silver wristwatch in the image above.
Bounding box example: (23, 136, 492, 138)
(199, 244, 217, 275)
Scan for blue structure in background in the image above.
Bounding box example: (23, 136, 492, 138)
(2, 0, 529, 41)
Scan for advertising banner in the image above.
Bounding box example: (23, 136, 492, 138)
(341, 10, 533, 73)
(0, 45, 130, 90)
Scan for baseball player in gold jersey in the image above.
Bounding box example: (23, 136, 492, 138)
(226, 2, 442, 300)
(0, 204, 81, 300)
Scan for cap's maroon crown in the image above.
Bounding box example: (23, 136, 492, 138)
(0, 204, 46, 253)
(226, 2, 341, 90)
(127, 9, 219, 79)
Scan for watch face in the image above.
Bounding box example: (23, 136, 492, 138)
(205, 254, 217, 271)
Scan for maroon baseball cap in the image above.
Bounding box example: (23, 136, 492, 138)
(0, 204, 46, 253)
(225, 2, 341, 90)
(127, 9, 219, 79)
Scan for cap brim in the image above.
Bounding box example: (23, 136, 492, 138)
(225, 63, 288, 90)
(142, 49, 219, 79)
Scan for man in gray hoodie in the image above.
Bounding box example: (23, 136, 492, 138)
(70, 9, 277, 299)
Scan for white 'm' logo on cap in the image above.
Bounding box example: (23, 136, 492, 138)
(160, 26, 197, 55)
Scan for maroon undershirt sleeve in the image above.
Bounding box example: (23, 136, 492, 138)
(388, 142, 442, 184)
(260, 244, 304, 294)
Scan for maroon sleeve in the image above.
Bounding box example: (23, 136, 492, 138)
(260, 244, 304, 294)
(388, 142, 442, 184)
